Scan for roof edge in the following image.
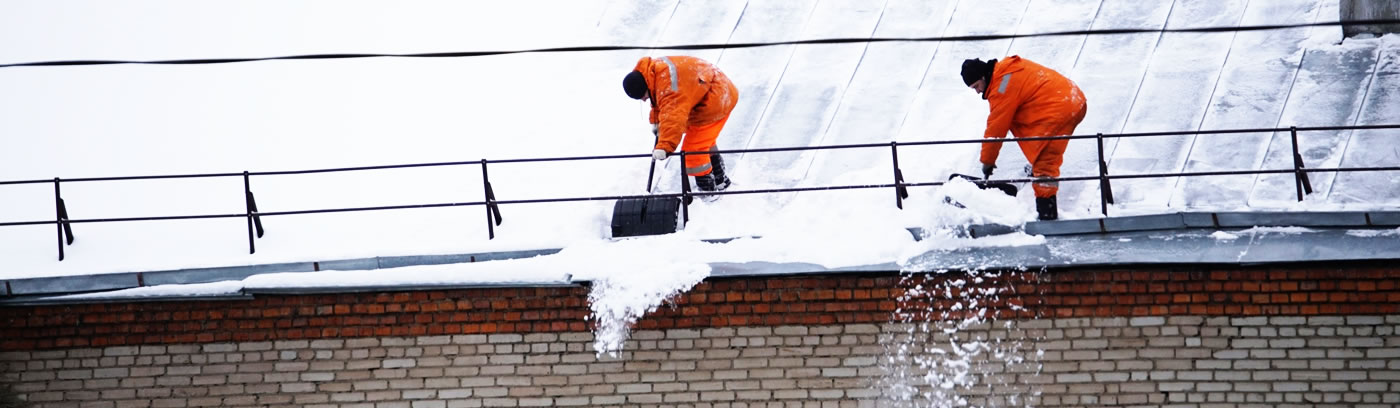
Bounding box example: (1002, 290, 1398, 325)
(2, 211, 1397, 302)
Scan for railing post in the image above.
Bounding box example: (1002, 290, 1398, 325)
(891, 141, 908, 209)
(481, 159, 502, 240)
(1289, 126, 1313, 201)
(678, 151, 690, 224)
(1096, 133, 1113, 216)
(53, 178, 74, 261)
(243, 171, 264, 254)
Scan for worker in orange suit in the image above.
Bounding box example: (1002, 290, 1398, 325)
(962, 56, 1087, 221)
(623, 56, 738, 195)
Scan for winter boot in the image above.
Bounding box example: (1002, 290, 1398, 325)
(709, 153, 731, 191)
(1035, 195, 1058, 221)
(695, 174, 717, 191)
(694, 174, 722, 202)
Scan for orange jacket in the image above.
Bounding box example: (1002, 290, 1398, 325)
(634, 56, 739, 152)
(980, 56, 1086, 165)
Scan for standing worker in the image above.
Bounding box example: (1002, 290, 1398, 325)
(961, 56, 1087, 220)
(622, 56, 738, 195)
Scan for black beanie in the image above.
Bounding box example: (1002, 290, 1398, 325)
(961, 58, 994, 86)
(622, 70, 648, 100)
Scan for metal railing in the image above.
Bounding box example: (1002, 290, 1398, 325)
(3, 124, 1398, 261)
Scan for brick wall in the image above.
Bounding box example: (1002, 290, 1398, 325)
(1, 263, 1398, 407)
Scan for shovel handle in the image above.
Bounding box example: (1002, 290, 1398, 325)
(646, 159, 656, 193)
(645, 135, 659, 193)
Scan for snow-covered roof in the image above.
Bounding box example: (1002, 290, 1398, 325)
(1, 0, 1397, 300)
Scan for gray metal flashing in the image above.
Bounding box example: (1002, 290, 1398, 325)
(894, 228, 1400, 272)
(377, 254, 482, 269)
(1182, 212, 1219, 228)
(706, 261, 832, 278)
(8, 273, 141, 296)
(376, 248, 562, 269)
(142, 262, 315, 286)
(1025, 218, 1102, 235)
(1103, 213, 1185, 233)
(243, 281, 577, 295)
(968, 224, 1020, 238)
(317, 258, 380, 271)
(1368, 211, 1400, 225)
(706, 261, 901, 278)
(0, 294, 253, 307)
(2, 248, 566, 298)
(1214, 211, 1372, 228)
(3, 211, 1399, 305)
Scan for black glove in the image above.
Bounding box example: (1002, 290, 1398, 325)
(981, 163, 996, 179)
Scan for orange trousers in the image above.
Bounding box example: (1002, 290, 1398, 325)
(1020, 103, 1087, 198)
(680, 116, 730, 177)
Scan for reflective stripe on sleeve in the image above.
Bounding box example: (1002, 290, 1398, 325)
(998, 73, 1011, 94)
(659, 57, 679, 92)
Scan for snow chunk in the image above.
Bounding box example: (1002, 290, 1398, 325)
(1236, 226, 1315, 235)
(1346, 227, 1400, 238)
(1210, 231, 1240, 241)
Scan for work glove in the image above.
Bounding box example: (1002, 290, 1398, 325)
(651, 123, 659, 137)
(981, 163, 996, 179)
(652, 149, 668, 161)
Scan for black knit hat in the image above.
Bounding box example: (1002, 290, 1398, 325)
(961, 58, 995, 86)
(622, 70, 648, 100)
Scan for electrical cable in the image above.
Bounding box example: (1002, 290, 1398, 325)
(2, 19, 1397, 69)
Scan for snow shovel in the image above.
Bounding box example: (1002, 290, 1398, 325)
(609, 149, 682, 238)
(947, 173, 1019, 196)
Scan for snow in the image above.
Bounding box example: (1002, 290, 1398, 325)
(1, 0, 1396, 367)
(880, 268, 1040, 406)
(1329, 34, 1400, 205)
(1346, 227, 1400, 237)
(584, 253, 708, 357)
(1212, 226, 1318, 242)
(41, 280, 246, 301)
(1245, 226, 1316, 235)
(1057, 0, 1175, 215)
(1172, 0, 1322, 210)
(1108, 0, 1247, 210)
(1211, 231, 1241, 241)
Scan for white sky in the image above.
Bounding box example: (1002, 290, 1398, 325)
(2, 0, 1395, 357)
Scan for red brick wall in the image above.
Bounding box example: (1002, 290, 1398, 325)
(2, 263, 1397, 351)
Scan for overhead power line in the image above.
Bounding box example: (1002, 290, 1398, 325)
(2, 19, 1397, 69)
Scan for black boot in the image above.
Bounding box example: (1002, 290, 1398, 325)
(695, 174, 716, 191)
(694, 174, 722, 202)
(1036, 196, 1058, 221)
(709, 153, 731, 190)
